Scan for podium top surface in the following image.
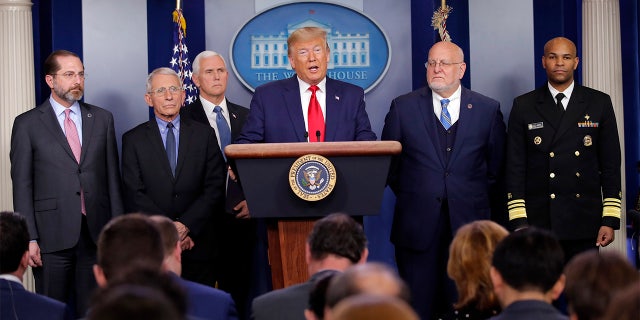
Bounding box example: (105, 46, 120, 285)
(225, 141, 401, 159)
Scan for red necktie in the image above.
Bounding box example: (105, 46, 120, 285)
(308, 85, 325, 142)
(64, 109, 86, 215)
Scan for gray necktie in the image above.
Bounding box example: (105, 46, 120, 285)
(166, 122, 176, 176)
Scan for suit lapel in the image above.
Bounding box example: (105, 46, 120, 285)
(145, 120, 175, 180)
(227, 100, 242, 138)
(448, 88, 471, 166)
(175, 119, 192, 178)
(553, 85, 588, 143)
(534, 87, 562, 130)
(324, 79, 340, 142)
(283, 77, 307, 141)
(419, 88, 446, 168)
(191, 99, 210, 125)
(79, 102, 94, 164)
(38, 101, 77, 162)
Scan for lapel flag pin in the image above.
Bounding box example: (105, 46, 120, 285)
(467, 104, 472, 109)
(335, 95, 340, 101)
(87, 113, 92, 117)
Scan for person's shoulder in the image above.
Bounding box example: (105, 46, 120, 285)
(122, 121, 152, 138)
(179, 278, 232, 301)
(575, 84, 610, 100)
(80, 102, 114, 117)
(326, 77, 364, 93)
(465, 87, 500, 106)
(254, 77, 293, 93)
(227, 100, 249, 114)
(392, 87, 428, 103)
(254, 283, 308, 305)
(14, 101, 51, 122)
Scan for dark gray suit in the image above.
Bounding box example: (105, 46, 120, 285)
(251, 270, 336, 320)
(10, 100, 123, 315)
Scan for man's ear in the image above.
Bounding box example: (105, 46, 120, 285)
(549, 274, 566, 301)
(305, 242, 312, 266)
(93, 264, 108, 288)
(358, 248, 369, 264)
(489, 266, 502, 289)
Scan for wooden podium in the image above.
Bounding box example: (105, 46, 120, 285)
(225, 141, 401, 288)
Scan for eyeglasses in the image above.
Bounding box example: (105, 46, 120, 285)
(425, 61, 464, 68)
(51, 72, 86, 80)
(148, 86, 182, 96)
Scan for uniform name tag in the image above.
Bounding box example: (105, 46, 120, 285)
(527, 122, 544, 130)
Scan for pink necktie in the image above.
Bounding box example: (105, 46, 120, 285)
(64, 109, 86, 215)
(308, 85, 325, 142)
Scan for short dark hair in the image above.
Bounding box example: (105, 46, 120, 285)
(307, 270, 341, 319)
(43, 50, 81, 75)
(96, 214, 164, 280)
(491, 228, 564, 293)
(149, 215, 179, 257)
(564, 250, 639, 320)
(308, 213, 367, 264)
(0, 212, 30, 273)
(326, 262, 411, 309)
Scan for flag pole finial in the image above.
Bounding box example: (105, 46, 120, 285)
(176, 0, 181, 11)
(432, 1, 452, 42)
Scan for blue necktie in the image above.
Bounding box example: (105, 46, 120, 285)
(440, 98, 452, 130)
(166, 122, 176, 176)
(214, 106, 231, 162)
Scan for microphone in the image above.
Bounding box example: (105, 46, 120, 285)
(304, 131, 309, 142)
(315, 130, 321, 142)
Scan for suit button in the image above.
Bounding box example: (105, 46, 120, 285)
(576, 172, 581, 177)
(444, 172, 450, 176)
(575, 151, 580, 156)
(77, 169, 81, 173)
(550, 193, 556, 199)
(549, 152, 555, 158)
(576, 194, 581, 198)
(550, 173, 556, 178)
(174, 194, 179, 198)
(76, 192, 81, 195)
(446, 147, 452, 152)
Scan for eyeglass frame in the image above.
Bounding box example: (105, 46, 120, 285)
(424, 61, 465, 68)
(50, 72, 86, 80)
(147, 86, 183, 96)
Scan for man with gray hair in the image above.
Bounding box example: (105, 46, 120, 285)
(121, 67, 226, 287)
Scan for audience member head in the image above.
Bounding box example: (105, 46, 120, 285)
(325, 262, 411, 312)
(490, 228, 565, 307)
(94, 214, 164, 286)
(191, 50, 228, 105)
(287, 26, 330, 86)
(331, 294, 419, 320)
(305, 270, 341, 320)
(149, 215, 182, 275)
(447, 220, 508, 311)
(306, 213, 368, 274)
(88, 267, 187, 320)
(426, 41, 466, 98)
(602, 281, 640, 320)
(564, 250, 639, 320)
(0, 211, 30, 277)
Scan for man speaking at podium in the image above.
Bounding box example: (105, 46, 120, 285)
(236, 26, 377, 144)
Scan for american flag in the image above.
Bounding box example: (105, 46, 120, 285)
(170, 9, 198, 105)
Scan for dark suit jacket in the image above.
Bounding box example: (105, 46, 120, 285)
(506, 85, 621, 239)
(489, 300, 568, 320)
(251, 270, 336, 320)
(181, 98, 249, 143)
(236, 76, 377, 143)
(382, 86, 506, 250)
(0, 278, 71, 319)
(170, 273, 238, 320)
(10, 101, 123, 253)
(121, 117, 226, 260)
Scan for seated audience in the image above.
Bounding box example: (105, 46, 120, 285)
(489, 228, 567, 320)
(564, 250, 639, 320)
(92, 213, 236, 320)
(0, 211, 72, 320)
(150, 215, 238, 319)
(439, 220, 508, 320)
(332, 294, 419, 320)
(88, 283, 184, 320)
(325, 262, 411, 319)
(602, 281, 640, 320)
(304, 270, 340, 320)
(251, 213, 368, 320)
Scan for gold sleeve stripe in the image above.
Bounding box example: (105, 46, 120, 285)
(602, 198, 622, 218)
(508, 199, 527, 220)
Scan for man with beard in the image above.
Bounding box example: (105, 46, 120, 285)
(10, 50, 123, 317)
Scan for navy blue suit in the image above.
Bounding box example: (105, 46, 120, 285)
(489, 300, 568, 320)
(0, 278, 71, 320)
(236, 76, 376, 143)
(382, 86, 506, 319)
(170, 273, 238, 320)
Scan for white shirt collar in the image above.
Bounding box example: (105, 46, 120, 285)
(0, 274, 23, 286)
(547, 81, 575, 103)
(200, 95, 228, 115)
